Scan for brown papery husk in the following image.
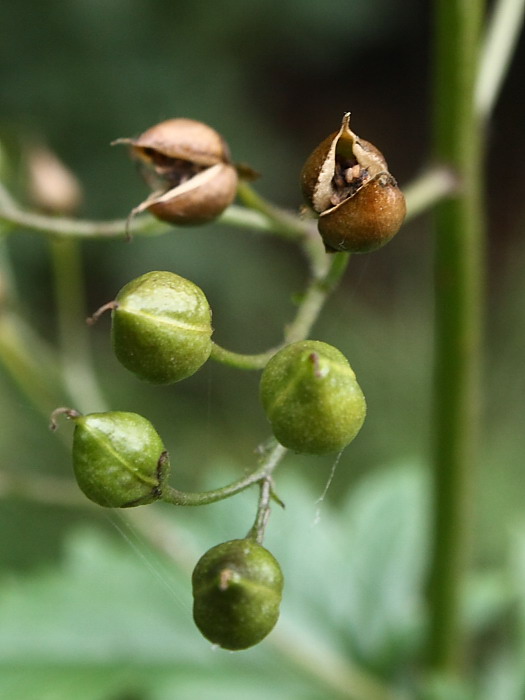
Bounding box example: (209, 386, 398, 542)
(143, 163, 239, 225)
(130, 118, 231, 166)
(300, 113, 388, 214)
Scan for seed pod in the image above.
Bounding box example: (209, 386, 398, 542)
(109, 270, 213, 384)
(260, 340, 366, 454)
(114, 118, 238, 226)
(301, 113, 406, 253)
(26, 144, 83, 215)
(192, 539, 283, 650)
(71, 410, 169, 508)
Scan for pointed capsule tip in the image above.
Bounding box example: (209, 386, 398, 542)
(110, 138, 133, 147)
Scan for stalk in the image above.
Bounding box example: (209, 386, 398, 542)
(50, 237, 107, 412)
(427, 0, 486, 674)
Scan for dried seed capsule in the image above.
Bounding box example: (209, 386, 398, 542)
(301, 113, 406, 252)
(71, 410, 169, 508)
(260, 340, 366, 454)
(114, 118, 238, 226)
(192, 539, 283, 650)
(110, 270, 213, 384)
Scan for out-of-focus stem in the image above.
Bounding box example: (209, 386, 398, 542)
(49, 237, 107, 412)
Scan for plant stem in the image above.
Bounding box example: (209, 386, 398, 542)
(50, 237, 107, 412)
(210, 252, 349, 370)
(210, 342, 280, 370)
(0, 313, 64, 417)
(0, 181, 303, 240)
(0, 167, 454, 242)
(246, 477, 273, 543)
(427, 0, 485, 675)
(162, 440, 287, 506)
(475, 0, 525, 118)
(402, 167, 459, 221)
(236, 181, 311, 240)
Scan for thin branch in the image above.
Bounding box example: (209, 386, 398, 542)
(209, 252, 349, 370)
(246, 477, 273, 543)
(0, 181, 299, 240)
(162, 440, 287, 507)
(403, 166, 459, 220)
(210, 342, 280, 370)
(0, 165, 456, 243)
(50, 237, 108, 412)
(0, 466, 401, 700)
(475, 0, 525, 118)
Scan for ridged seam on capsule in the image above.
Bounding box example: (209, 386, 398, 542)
(196, 575, 282, 597)
(117, 307, 212, 334)
(79, 421, 160, 487)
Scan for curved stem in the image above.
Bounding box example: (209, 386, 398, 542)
(210, 342, 280, 370)
(0, 165, 455, 243)
(161, 439, 287, 506)
(0, 181, 301, 240)
(161, 467, 267, 506)
(236, 181, 311, 240)
(210, 252, 350, 370)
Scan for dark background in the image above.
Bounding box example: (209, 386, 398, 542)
(1, 0, 524, 570)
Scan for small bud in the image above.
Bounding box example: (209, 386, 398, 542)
(114, 118, 238, 227)
(91, 270, 213, 384)
(260, 340, 366, 454)
(70, 410, 170, 508)
(301, 113, 406, 253)
(192, 539, 283, 650)
(26, 144, 83, 215)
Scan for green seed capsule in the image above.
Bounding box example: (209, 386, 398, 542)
(260, 340, 366, 454)
(112, 270, 213, 384)
(192, 539, 283, 651)
(72, 411, 169, 507)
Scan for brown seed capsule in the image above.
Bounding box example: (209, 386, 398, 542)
(301, 113, 406, 253)
(114, 118, 238, 227)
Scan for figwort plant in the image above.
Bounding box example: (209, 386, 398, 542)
(0, 0, 523, 694)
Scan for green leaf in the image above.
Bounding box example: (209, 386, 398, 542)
(0, 461, 433, 699)
(263, 461, 429, 674)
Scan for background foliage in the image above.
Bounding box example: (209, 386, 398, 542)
(1, 0, 525, 698)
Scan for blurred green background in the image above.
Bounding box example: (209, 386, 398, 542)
(1, 1, 525, 698)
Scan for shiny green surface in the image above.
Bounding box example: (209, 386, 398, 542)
(192, 539, 283, 650)
(72, 411, 169, 507)
(260, 340, 366, 455)
(112, 270, 213, 384)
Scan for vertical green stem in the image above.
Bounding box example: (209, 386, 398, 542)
(50, 237, 107, 412)
(427, 0, 486, 675)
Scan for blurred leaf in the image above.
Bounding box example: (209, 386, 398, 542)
(419, 676, 475, 700)
(476, 651, 524, 700)
(0, 460, 435, 699)
(298, 461, 430, 673)
(462, 570, 512, 632)
(0, 523, 332, 700)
